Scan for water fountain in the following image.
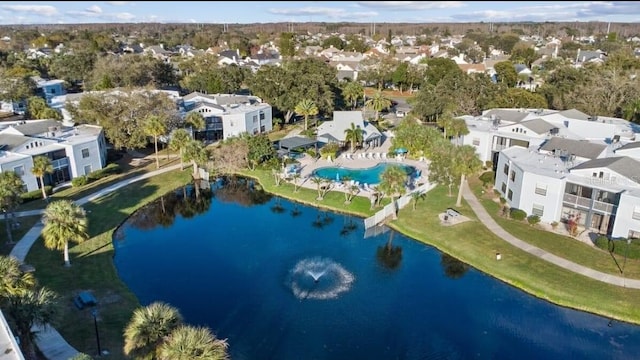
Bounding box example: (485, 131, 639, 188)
(287, 257, 354, 300)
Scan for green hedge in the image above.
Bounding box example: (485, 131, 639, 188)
(87, 163, 121, 181)
(20, 186, 53, 202)
(510, 208, 527, 221)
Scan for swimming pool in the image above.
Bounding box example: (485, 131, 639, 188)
(312, 162, 417, 185)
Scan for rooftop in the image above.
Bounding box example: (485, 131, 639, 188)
(502, 146, 570, 180)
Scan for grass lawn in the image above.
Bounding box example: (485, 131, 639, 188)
(0, 215, 43, 256)
(25, 168, 192, 359)
(466, 177, 640, 279)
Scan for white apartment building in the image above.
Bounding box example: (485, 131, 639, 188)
(181, 92, 272, 141)
(461, 108, 638, 167)
(0, 119, 107, 192)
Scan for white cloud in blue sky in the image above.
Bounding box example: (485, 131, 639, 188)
(0, 1, 638, 25)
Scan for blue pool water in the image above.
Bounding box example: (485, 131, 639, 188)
(113, 179, 640, 360)
(312, 162, 416, 185)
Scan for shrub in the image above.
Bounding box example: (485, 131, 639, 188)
(319, 142, 340, 160)
(479, 171, 495, 187)
(306, 148, 317, 158)
(499, 196, 507, 204)
(70, 354, 93, 360)
(510, 208, 527, 221)
(72, 175, 88, 187)
(485, 160, 493, 170)
(527, 215, 541, 226)
(20, 186, 53, 202)
(87, 163, 121, 181)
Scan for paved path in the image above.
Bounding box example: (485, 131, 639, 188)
(461, 182, 640, 289)
(8, 163, 183, 360)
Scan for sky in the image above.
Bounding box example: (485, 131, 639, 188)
(0, 1, 639, 25)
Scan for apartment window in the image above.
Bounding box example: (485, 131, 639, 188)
(501, 182, 506, 194)
(13, 165, 24, 177)
(260, 125, 266, 133)
(253, 115, 258, 124)
(532, 203, 544, 217)
(259, 112, 265, 120)
(507, 189, 513, 201)
(535, 183, 547, 196)
(84, 165, 92, 175)
(472, 138, 480, 146)
(503, 163, 509, 175)
(510, 170, 516, 182)
(633, 206, 640, 221)
(81, 148, 90, 158)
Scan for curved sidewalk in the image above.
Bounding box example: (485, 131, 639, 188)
(461, 182, 640, 289)
(8, 163, 182, 360)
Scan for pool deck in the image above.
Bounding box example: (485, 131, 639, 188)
(287, 135, 430, 200)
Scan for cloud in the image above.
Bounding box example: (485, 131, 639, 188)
(86, 5, 103, 14)
(106, 1, 130, 5)
(1, 4, 58, 17)
(449, 1, 640, 22)
(268, 6, 377, 19)
(357, 1, 465, 11)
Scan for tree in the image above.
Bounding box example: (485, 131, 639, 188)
(428, 142, 457, 197)
(185, 112, 206, 136)
(494, 61, 518, 87)
(291, 173, 302, 192)
(158, 325, 229, 360)
(42, 200, 89, 267)
(246, 134, 276, 170)
(411, 191, 426, 210)
(5, 287, 58, 359)
(124, 302, 183, 360)
(342, 81, 364, 110)
(0, 256, 35, 298)
(365, 90, 392, 122)
(169, 129, 192, 170)
(623, 98, 640, 123)
(421, 58, 463, 86)
(26, 96, 61, 120)
(294, 99, 319, 131)
(344, 122, 363, 152)
(144, 115, 167, 169)
(454, 145, 483, 207)
(487, 88, 548, 109)
(310, 176, 327, 201)
(183, 139, 209, 179)
(278, 32, 296, 58)
(31, 156, 53, 200)
(378, 165, 408, 219)
(0, 171, 25, 244)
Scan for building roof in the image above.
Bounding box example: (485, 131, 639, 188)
(277, 136, 317, 150)
(571, 156, 640, 184)
(317, 111, 381, 143)
(615, 141, 640, 151)
(558, 109, 591, 121)
(6, 119, 62, 136)
(539, 137, 607, 160)
(483, 109, 530, 123)
(0, 133, 29, 151)
(520, 118, 557, 135)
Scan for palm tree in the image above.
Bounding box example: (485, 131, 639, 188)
(294, 99, 319, 131)
(342, 81, 364, 110)
(124, 302, 183, 360)
(291, 173, 301, 192)
(365, 90, 392, 122)
(158, 325, 229, 360)
(31, 156, 53, 200)
(42, 200, 89, 267)
(411, 190, 426, 210)
(454, 145, 483, 207)
(344, 122, 363, 152)
(0, 171, 25, 244)
(0, 255, 35, 298)
(182, 139, 208, 180)
(379, 165, 408, 219)
(185, 112, 206, 138)
(5, 287, 58, 359)
(310, 176, 325, 200)
(169, 129, 192, 170)
(144, 115, 167, 169)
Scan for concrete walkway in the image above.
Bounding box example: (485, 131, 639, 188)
(8, 163, 183, 360)
(461, 182, 640, 289)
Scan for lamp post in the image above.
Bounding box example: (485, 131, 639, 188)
(91, 309, 102, 356)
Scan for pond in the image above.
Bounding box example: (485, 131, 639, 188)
(312, 162, 417, 185)
(113, 178, 640, 360)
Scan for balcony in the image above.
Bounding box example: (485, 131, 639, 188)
(51, 157, 69, 169)
(563, 193, 615, 213)
(563, 193, 591, 208)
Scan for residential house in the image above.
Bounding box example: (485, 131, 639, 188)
(144, 45, 172, 61)
(575, 49, 607, 67)
(32, 76, 66, 105)
(218, 49, 242, 66)
(0, 119, 107, 192)
(316, 111, 382, 149)
(182, 92, 272, 141)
